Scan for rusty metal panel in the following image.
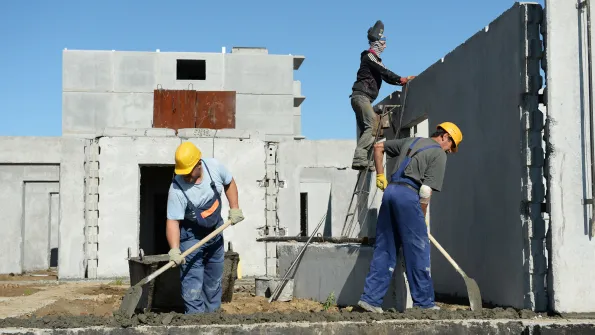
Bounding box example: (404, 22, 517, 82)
(153, 90, 197, 130)
(153, 90, 236, 131)
(195, 91, 236, 129)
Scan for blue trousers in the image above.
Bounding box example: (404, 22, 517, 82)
(179, 234, 224, 314)
(360, 184, 436, 308)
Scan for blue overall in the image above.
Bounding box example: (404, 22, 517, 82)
(360, 137, 441, 309)
(172, 160, 225, 314)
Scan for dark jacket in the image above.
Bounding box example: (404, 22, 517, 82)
(351, 50, 403, 102)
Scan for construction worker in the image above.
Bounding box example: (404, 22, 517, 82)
(165, 141, 245, 314)
(350, 19, 415, 171)
(357, 122, 463, 312)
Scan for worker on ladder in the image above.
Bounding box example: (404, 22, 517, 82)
(165, 141, 245, 314)
(357, 122, 463, 312)
(350, 19, 415, 171)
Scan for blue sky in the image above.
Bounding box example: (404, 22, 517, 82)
(0, 0, 544, 140)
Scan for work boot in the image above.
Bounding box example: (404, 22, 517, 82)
(357, 300, 383, 313)
(351, 160, 368, 171)
(422, 305, 440, 310)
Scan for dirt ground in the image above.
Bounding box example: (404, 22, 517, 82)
(0, 273, 346, 320)
(0, 270, 568, 329)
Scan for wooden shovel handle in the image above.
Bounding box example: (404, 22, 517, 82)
(145, 220, 232, 283)
(428, 233, 467, 277)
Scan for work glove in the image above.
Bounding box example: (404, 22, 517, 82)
(168, 248, 185, 267)
(229, 208, 245, 225)
(376, 173, 388, 191)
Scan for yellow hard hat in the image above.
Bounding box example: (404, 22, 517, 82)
(174, 142, 202, 175)
(437, 122, 463, 152)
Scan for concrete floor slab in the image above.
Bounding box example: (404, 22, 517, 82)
(2, 318, 595, 334)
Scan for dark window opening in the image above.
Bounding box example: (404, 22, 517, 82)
(300, 192, 308, 237)
(176, 59, 206, 80)
(140, 165, 175, 256)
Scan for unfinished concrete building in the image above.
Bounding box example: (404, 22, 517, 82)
(1, 0, 594, 316)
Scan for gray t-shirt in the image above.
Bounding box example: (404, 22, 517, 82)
(384, 137, 447, 192)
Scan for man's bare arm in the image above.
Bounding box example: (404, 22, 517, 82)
(374, 142, 385, 174)
(166, 219, 181, 249)
(224, 178, 239, 209)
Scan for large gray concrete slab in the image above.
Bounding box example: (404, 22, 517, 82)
(23, 182, 59, 271)
(277, 242, 412, 310)
(0, 165, 59, 274)
(0, 137, 62, 163)
(97, 136, 184, 277)
(224, 54, 294, 95)
(383, 3, 540, 309)
(234, 94, 294, 135)
(277, 140, 381, 237)
(156, 52, 225, 90)
(58, 138, 87, 279)
(213, 138, 267, 275)
(544, 0, 595, 313)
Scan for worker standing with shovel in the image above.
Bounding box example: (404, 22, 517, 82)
(357, 122, 462, 312)
(166, 141, 245, 314)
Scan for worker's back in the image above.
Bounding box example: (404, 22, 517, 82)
(385, 137, 447, 192)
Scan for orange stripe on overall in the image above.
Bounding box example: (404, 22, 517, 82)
(200, 199, 220, 219)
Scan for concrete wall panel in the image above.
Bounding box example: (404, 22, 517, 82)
(393, 3, 533, 308)
(97, 137, 185, 277)
(224, 54, 293, 94)
(63, 50, 113, 92)
(212, 138, 267, 276)
(0, 137, 62, 163)
(23, 182, 59, 271)
(62, 92, 110, 136)
(234, 94, 295, 135)
(113, 52, 157, 92)
(50, 193, 60, 267)
(277, 140, 380, 237)
(0, 165, 59, 274)
(58, 138, 87, 279)
(156, 52, 224, 90)
(544, 0, 595, 313)
(277, 243, 411, 310)
(107, 93, 154, 129)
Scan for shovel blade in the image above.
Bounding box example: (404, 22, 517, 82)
(464, 277, 483, 311)
(118, 285, 143, 318)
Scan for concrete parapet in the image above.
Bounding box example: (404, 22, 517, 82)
(277, 242, 412, 310)
(99, 128, 177, 137)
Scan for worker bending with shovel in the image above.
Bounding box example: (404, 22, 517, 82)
(350, 19, 415, 171)
(357, 122, 463, 312)
(165, 141, 245, 314)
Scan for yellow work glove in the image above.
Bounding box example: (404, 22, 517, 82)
(229, 208, 245, 225)
(376, 173, 388, 191)
(168, 248, 185, 267)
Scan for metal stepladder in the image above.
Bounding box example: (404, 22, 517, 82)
(340, 84, 410, 238)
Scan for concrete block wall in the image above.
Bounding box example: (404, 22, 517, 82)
(543, 0, 595, 313)
(62, 48, 305, 139)
(377, 3, 546, 310)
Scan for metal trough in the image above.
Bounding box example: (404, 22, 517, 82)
(127, 244, 240, 313)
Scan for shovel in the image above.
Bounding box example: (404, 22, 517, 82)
(428, 232, 483, 311)
(117, 219, 232, 318)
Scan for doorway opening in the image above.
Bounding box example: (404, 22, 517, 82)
(139, 165, 175, 256)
